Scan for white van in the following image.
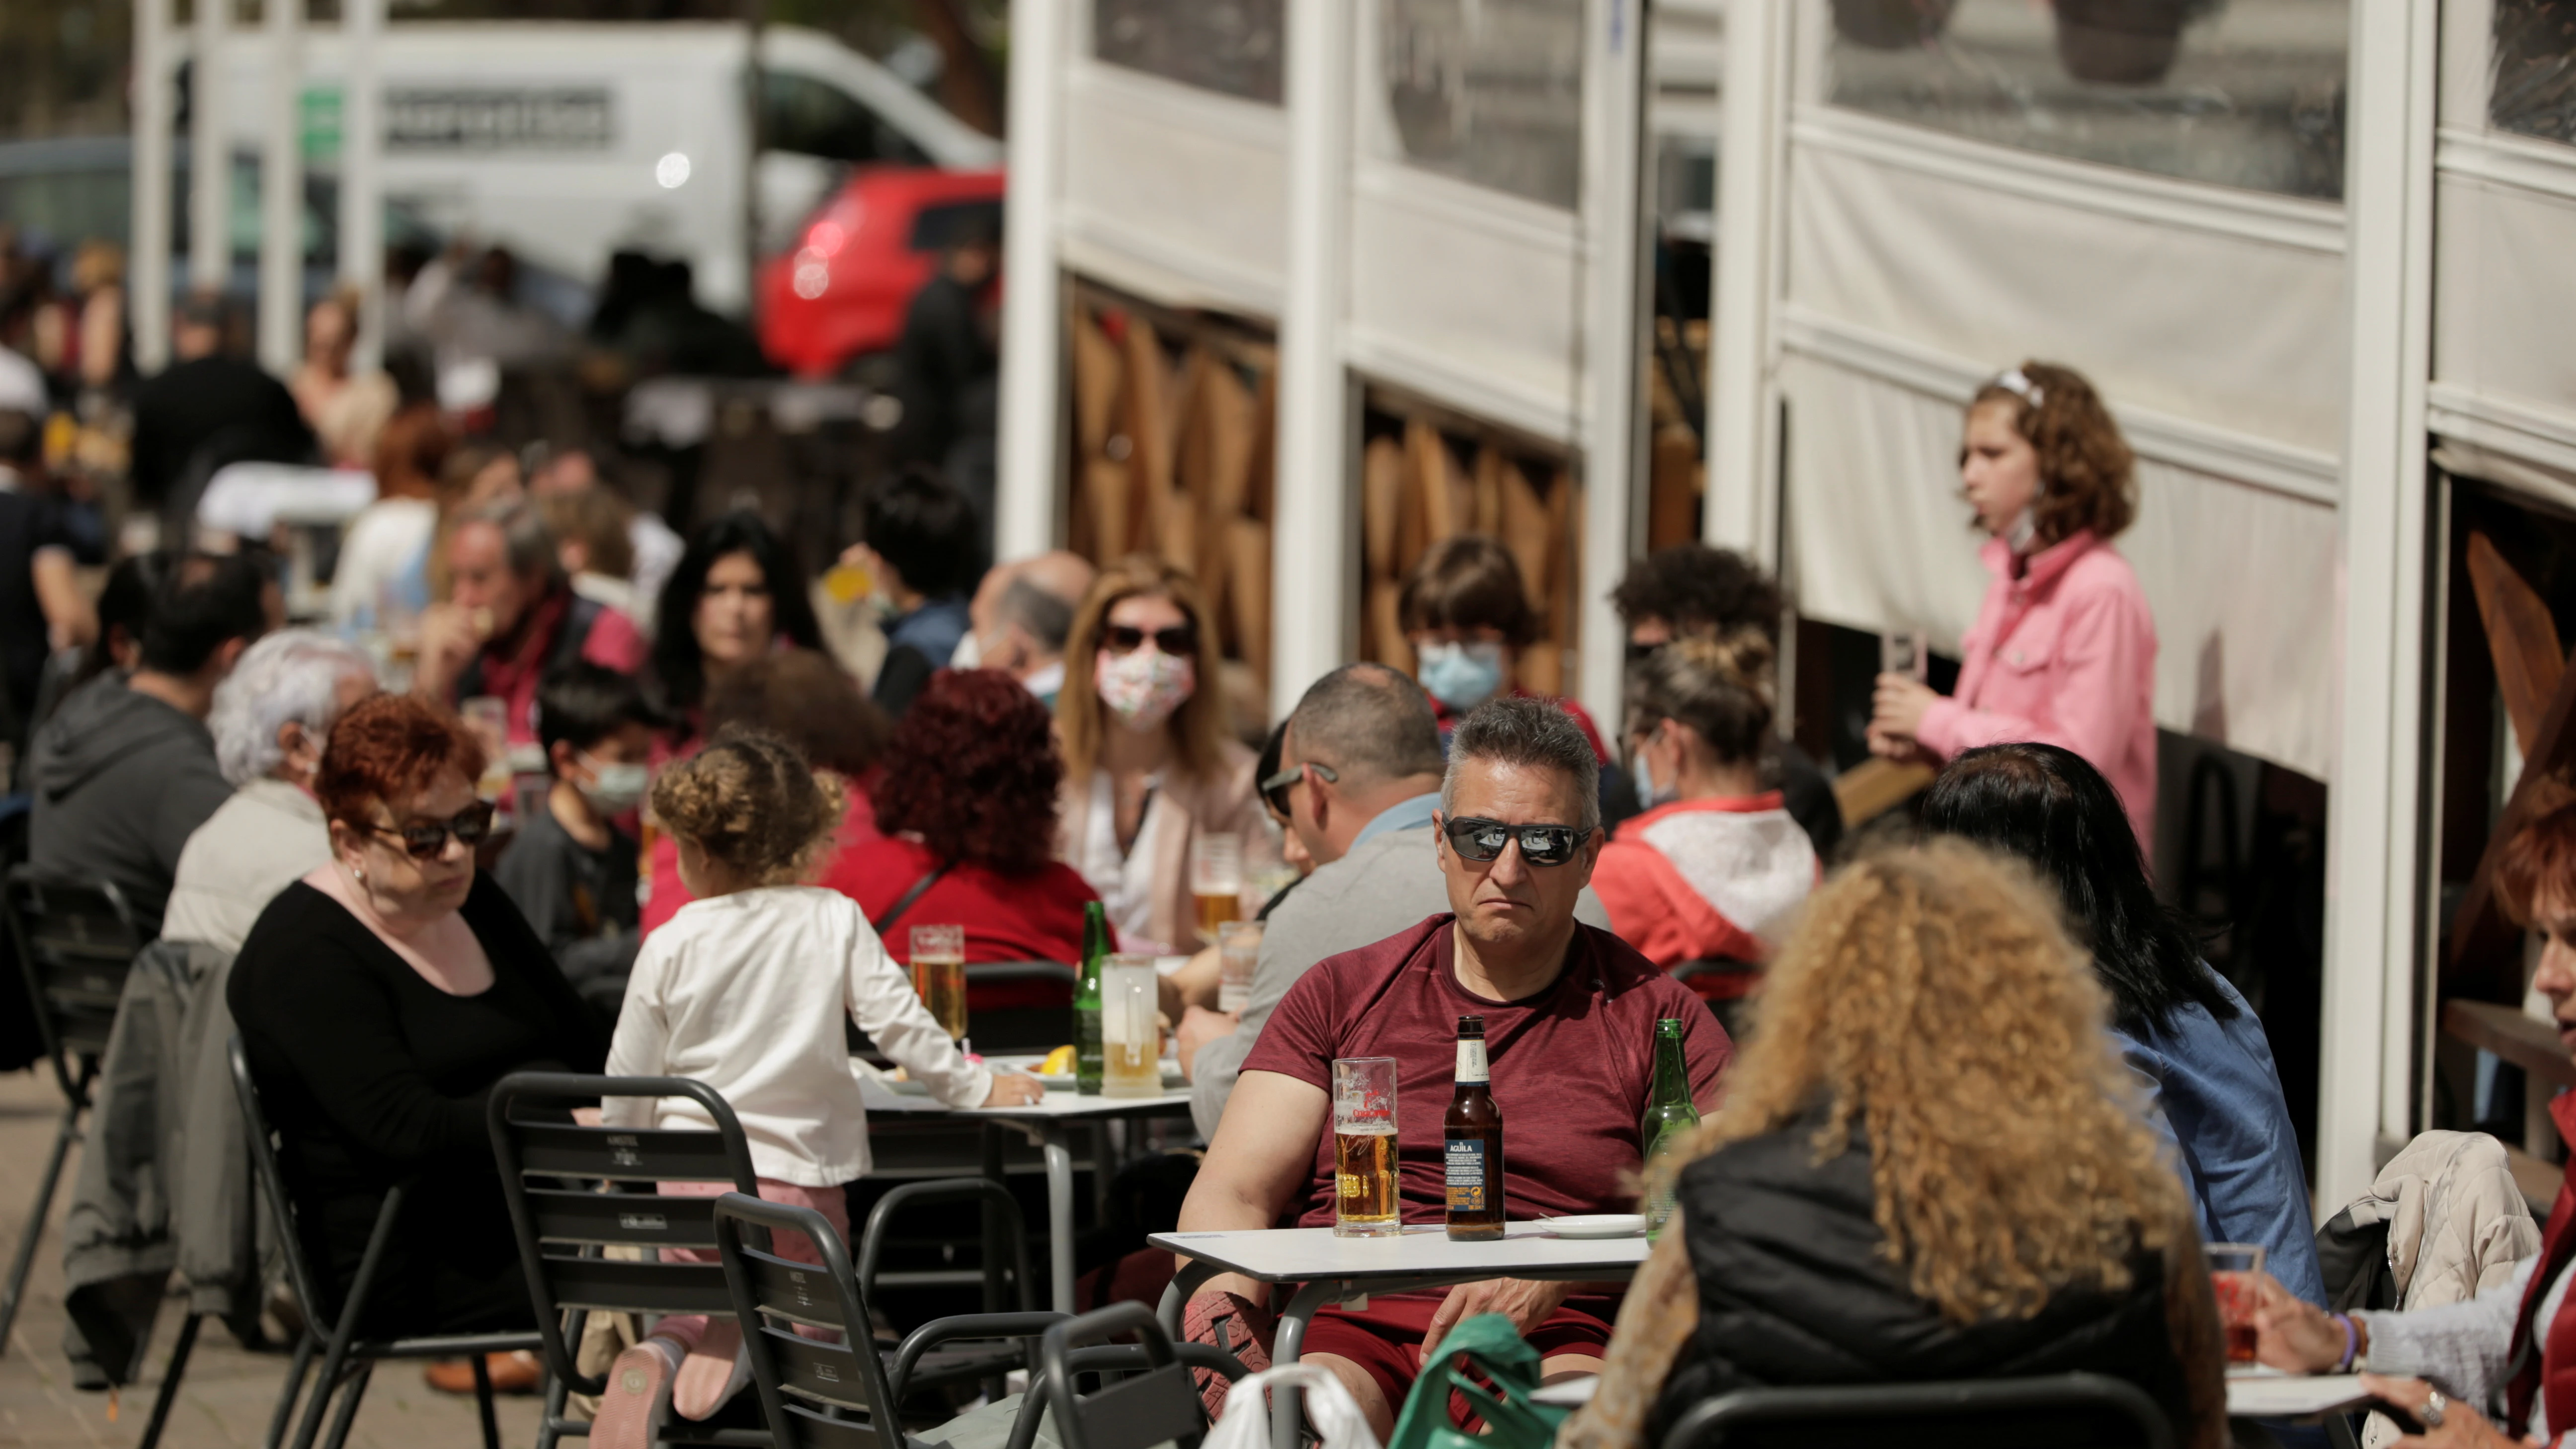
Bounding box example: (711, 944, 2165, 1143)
(205, 22, 1001, 314)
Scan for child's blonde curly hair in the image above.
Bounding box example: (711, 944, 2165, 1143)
(648, 727, 844, 887)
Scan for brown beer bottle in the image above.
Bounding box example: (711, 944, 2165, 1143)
(1444, 1014, 1505, 1240)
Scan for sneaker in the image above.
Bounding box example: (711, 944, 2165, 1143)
(1181, 1292, 1275, 1419)
(591, 1337, 684, 1449)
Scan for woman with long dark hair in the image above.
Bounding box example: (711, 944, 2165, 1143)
(1920, 740, 2321, 1305)
(647, 511, 822, 735)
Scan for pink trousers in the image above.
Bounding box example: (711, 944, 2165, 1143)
(657, 1178, 849, 1342)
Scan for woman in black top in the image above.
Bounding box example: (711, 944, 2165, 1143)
(229, 693, 605, 1337)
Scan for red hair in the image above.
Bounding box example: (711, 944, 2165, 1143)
(2500, 795, 2576, 926)
(317, 693, 485, 826)
(871, 669, 1063, 874)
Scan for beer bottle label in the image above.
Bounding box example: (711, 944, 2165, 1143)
(1445, 1137, 1489, 1211)
(1454, 1038, 1489, 1084)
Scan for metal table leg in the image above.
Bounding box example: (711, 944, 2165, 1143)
(1023, 1123, 1079, 1313)
(1270, 1281, 1335, 1449)
(1158, 1259, 1221, 1338)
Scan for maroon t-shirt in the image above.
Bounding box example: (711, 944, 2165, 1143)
(1240, 914, 1732, 1229)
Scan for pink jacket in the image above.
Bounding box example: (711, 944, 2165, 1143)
(1916, 531, 2159, 853)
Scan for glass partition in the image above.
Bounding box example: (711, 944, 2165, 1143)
(1093, 0, 1286, 104)
(1378, 0, 1585, 209)
(1826, 0, 2348, 200)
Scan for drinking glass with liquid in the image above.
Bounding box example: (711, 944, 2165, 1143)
(1333, 1056, 1401, 1237)
(908, 924, 968, 1041)
(1100, 954, 1162, 1099)
(2207, 1243, 2266, 1365)
(1880, 629, 1930, 683)
(1217, 919, 1262, 1013)
(1189, 833, 1244, 946)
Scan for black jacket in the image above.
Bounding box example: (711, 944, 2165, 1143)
(1654, 1105, 2196, 1444)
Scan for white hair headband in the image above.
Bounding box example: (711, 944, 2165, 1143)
(1991, 367, 2045, 408)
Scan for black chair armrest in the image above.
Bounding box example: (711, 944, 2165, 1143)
(890, 1311, 1070, 1401)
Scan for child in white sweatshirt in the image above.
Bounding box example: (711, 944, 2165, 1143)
(593, 729, 1041, 1449)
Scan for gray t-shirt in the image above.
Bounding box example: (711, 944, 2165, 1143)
(1188, 807, 1609, 1139)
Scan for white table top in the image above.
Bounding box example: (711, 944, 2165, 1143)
(2223, 1370, 2373, 1420)
(856, 1072, 1194, 1119)
(1149, 1223, 1653, 1283)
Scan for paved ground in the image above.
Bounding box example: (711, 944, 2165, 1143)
(0, 1067, 543, 1449)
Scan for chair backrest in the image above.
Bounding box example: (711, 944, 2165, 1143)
(5, 866, 143, 1081)
(1040, 1302, 1207, 1449)
(230, 1033, 360, 1344)
(1657, 1372, 2176, 1449)
(712, 1193, 908, 1449)
(857, 1178, 1035, 1315)
(485, 1072, 764, 1397)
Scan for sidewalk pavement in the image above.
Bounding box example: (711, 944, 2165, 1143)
(0, 1067, 545, 1449)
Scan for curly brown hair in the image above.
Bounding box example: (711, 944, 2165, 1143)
(1656, 840, 2182, 1325)
(872, 669, 1064, 873)
(1967, 360, 2137, 546)
(649, 727, 845, 887)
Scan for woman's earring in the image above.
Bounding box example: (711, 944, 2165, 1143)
(353, 865, 367, 883)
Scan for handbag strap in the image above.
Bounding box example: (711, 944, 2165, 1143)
(872, 864, 954, 935)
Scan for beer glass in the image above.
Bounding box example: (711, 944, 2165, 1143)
(909, 924, 968, 1041)
(1100, 955, 1162, 1098)
(2207, 1243, 2265, 1365)
(1332, 1056, 1402, 1237)
(1189, 833, 1243, 946)
(1879, 629, 1930, 683)
(460, 697, 515, 802)
(1217, 920, 1262, 1013)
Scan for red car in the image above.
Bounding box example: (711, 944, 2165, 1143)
(758, 166, 1005, 378)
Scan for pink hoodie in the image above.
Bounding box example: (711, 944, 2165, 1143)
(1915, 530, 2159, 853)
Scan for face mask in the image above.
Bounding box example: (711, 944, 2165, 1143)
(2004, 506, 2038, 555)
(1096, 647, 1195, 731)
(577, 756, 650, 815)
(1418, 641, 1507, 712)
(1631, 729, 1681, 808)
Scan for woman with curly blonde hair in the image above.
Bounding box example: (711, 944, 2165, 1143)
(1562, 841, 2226, 1449)
(594, 729, 1041, 1449)
(1867, 361, 2162, 853)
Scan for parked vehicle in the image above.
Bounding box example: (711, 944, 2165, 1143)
(756, 166, 1003, 378)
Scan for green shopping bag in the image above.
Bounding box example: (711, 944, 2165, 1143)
(1385, 1313, 1572, 1449)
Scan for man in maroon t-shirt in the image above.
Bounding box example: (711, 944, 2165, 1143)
(1177, 698, 1732, 1436)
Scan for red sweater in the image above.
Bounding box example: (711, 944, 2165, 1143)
(821, 835, 1099, 1010)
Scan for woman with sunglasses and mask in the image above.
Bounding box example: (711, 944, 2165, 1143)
(1055, 555, 1260, 955)
(230, 693, 605, 1364)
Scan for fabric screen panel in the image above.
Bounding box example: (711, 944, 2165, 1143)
(1059, 65, 1291, 315)
(1785, 122, 2349, 457)
(1783, 355, 2340, 779)
(2433, 169, 2576, 444)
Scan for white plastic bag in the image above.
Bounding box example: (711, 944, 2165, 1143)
(1203, 1364, 1381, 1449)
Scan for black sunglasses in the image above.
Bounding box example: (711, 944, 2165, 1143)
(1443, 816, 1590, 867)
(1625, 640, 1666, 664)
(367, 801, 497, 860)
(1104, 623, 1198, 656)
(1257, 760, 1338, 815)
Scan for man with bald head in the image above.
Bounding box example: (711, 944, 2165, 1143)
(957, 550, 1095, 706)
(1183, 663, 1610, 1136)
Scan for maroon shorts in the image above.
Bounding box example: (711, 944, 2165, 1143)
(1297, 1290, 1615, 1412)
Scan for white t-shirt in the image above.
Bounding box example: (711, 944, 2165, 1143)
(1077, 768, 1166, 949)
(601, 885, 991, 1185)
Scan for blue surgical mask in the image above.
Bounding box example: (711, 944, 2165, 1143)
(577, 755, 650, 815)
(1418, 641, 1507, 712)
(1631, 728, 1681, 808)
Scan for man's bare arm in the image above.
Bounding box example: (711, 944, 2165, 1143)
(31, 549, 93, 652)
(1175, 1068, 1328, 1308)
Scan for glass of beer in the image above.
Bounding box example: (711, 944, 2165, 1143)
(1189, 833, 1243, 946)
(1100, 955, 1162, 1098)
(909, 924, 968, 1041)
(460, 696, 515, 802)
(1332, 1056, 1401, 1237)
(1217, 920, 1261, 1013)
(2207, 1243, 2265, 1365)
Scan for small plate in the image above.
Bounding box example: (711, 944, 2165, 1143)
(1539, 1214, 1647, 1239)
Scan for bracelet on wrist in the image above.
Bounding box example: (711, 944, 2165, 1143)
(2333, 1312, 2359, 1373)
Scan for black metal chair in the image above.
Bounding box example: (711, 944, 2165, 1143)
(1038, 1302, 1217, 1449)
(0, 868, 143, 1352)
(1656, 1372, 2178, 1449)
(230, 1036, 542, 1449)
(857, 1178, 1037, 1400)
(487, 1072, 774, 1449)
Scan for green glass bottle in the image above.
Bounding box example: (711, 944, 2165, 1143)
(1640, 1017, 1700, 1235)
(1074, 901, 1108, 1096)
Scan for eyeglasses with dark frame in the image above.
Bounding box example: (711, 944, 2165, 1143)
(1441, 816, 1591, 868)
(365, 801, 498, 860)
(1103, 623, 1199, 656)
(1258, 760, 1338, 816)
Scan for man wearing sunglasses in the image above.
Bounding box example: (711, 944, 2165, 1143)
(1178, 698, 1732, 1439)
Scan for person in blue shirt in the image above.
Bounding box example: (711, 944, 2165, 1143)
(1922, 740, 2326, 1307)
(845, 466, 979, 718)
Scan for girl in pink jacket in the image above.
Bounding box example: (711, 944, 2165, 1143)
(1867, 362, 2160, 853)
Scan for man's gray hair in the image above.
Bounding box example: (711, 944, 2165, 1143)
(464, 498, 561, 582)
(210, 629, 379, 786)
(1441, 696, 1603, 832)
(995, 575, 1075, 655)
(1288, 663, 1447, 788)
